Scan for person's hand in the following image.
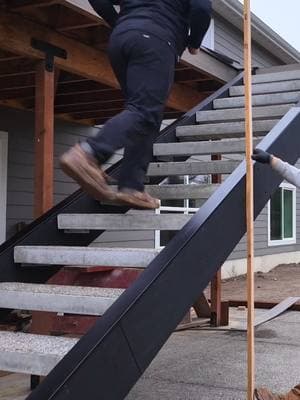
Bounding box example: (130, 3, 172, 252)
(188, 47, 200, 55)
(251, 148, 272, 164)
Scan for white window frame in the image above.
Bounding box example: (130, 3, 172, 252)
(268, 182, 296, 247)
(202, 18, 215, 50)
(154, 176, 199, 249)
(0, 131, 8, 244)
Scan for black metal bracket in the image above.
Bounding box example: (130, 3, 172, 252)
(31, 38, 67, 72)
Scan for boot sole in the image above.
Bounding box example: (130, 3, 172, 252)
(60, 156, 117, 202)
(112, 193, 161, 210)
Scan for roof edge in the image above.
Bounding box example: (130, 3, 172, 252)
(213, 0, 300, 64)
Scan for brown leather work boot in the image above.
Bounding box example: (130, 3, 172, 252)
(60, 144, 116, 201)
(255, 385, 300, 400)
(115, 189, 160, 210)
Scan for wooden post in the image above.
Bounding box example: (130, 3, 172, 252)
(243, 1, 255, 399)
(210, 269, 222, 326)
(210, 153, 222, 326)
(34, 61, 55, 218)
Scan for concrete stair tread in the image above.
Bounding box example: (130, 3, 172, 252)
(252, 68, 300, 84)
(14, 246, 161, 268)
(0, 282, 124, 297)
(0, 330, 77, 376)
(144, 184, 219, 200)
(213, 91, 300, 109)
(176, 119, 277, 140)
(0, 282, 124, 315)
(106, 184, 216, 199)
(153, 138, 262, 157)
(147, 160, 240, 176)
(108, 184, 219, 200)
(230, 80, 300, 96)
(196, 104, 291, 123)
(58, 213, 192, 231)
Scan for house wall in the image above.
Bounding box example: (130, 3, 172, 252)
(214, 14, 283, 67)
(0, 106, 154, 247)
(225, 159, 300, 266)
(0, 107, 94, 239)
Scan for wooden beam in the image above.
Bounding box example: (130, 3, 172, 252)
(0, 73, 35, 90)
(0, 60, 36, 77)
(0, 75, 110, 93)
(0, 87, 34, 100)
(0, 11, 203, 111)
(55, 7, 101, 32)
(0, 49, 23, 62)
(8, 0, 60, 11)
(94, 111, 183, 126)
(59, 0, 105, 21)
(71, 108, 182, 121)
(57, 81, 113, 94)
(34, 61, 54, 218)
(55, 90, 123, 105)
(0, 99, 28, 111)
(58, 21, 101, 32)
(0, 89, 94, 127)
(59, 72, 88, 83)
(71, 109, 122, 120)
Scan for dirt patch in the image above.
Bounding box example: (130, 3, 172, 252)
(220, 263, 300, 304)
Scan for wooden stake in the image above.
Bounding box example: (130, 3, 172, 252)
(244, 1, 255, 399)
(210, 270, 222, 326)
(34, 61, 54, 218)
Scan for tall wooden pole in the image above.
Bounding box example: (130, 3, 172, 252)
(244, 1, 255, 399)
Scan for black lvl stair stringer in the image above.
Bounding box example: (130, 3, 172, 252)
(25, 104, 300, 399)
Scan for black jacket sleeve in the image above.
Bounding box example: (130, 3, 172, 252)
(88, 0, 120, 28)
(188, 0, 212, 49)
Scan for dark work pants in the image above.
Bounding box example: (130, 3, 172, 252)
(87, 28, 176, 191)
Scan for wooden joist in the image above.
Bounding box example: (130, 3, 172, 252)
(0, 60, 36, 77)
(55, 100, 124, 114)
(55, 6, 102, 32)
(0, 11, 203, 112)
(0, 74, 110, 93)
(8, 0, 60, 11)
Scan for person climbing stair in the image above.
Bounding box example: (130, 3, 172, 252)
(60, 0, 212, 209)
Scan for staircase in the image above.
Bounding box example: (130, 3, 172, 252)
(1, 67, 300, 399)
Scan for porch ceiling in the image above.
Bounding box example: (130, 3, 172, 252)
(0, 0, 228, 126)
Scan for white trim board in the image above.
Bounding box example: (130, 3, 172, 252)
(222, 251, 300, 279)
(0, 131, 8, 244)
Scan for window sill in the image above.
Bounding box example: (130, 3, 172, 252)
(268, 239, 296, 247)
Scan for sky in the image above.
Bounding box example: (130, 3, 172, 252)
(238, 0, 300, 51)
